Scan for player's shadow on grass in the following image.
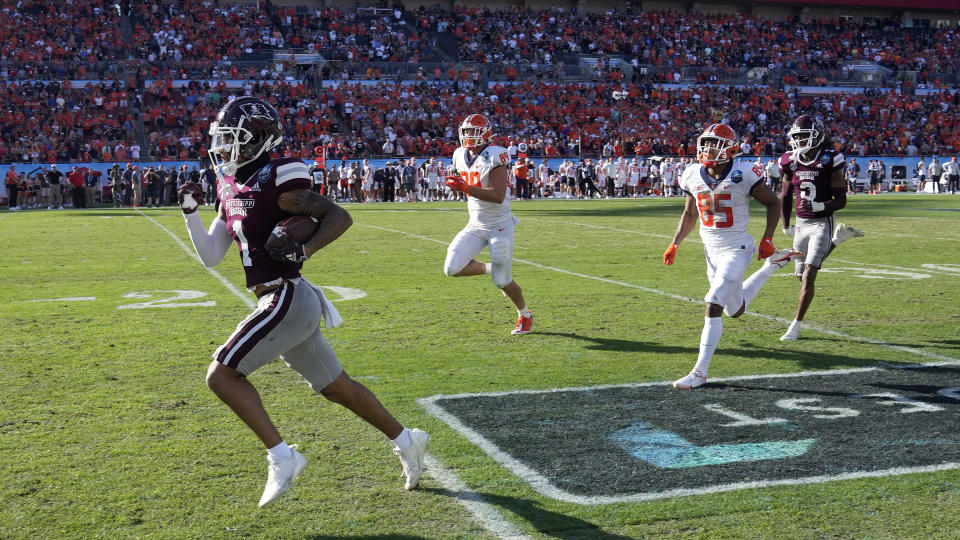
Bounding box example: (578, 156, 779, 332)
(724, 343, 880, 370)
(921, 339, 960, 350)
(423, 488, 633, 540)
(711, 366, 960, 401)
(539, 332, 696, 355)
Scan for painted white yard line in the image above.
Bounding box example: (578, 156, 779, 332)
(144, 213, 522, 539)
(419, 362, 960, 505)
(0, 212, 14, 222)
(361, 223, 958, 363)
(831, 259, 960, 277)
(424, 454, 531, 540)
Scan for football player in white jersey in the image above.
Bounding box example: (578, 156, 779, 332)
(628, 158, 640, 198)
(425, 157, 440, 201)
(443, 114, 533, 334)
(663, 124, 802, 389)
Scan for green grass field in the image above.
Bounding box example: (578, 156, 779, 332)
(2, 194, 959, 539)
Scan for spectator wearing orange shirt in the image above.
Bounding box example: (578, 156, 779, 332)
(512, 158, 530, 200)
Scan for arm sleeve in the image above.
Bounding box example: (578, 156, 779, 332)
(184, 212, 232, 268)
(823, 187, 847, 213)
(780, 177, 794, 228)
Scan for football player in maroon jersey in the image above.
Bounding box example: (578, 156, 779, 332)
(779, 115, 864, 341)
(178, 97, 428, 507)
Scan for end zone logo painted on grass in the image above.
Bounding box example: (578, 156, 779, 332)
(419, 363, 960, 504)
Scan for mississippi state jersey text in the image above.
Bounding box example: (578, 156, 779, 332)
(780, 149, 845, 219)
(219, 158, 312, 288)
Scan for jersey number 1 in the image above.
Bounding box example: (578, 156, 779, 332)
(232, 221, 253, 266)
(697, 193, 733, 228)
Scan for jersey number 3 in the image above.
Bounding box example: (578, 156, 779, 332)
(697, 192, 733, 228)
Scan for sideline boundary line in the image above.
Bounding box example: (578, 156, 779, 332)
(144, 211, 526, 540)
(419, 362, 960, 505)
(360, 223, 958, 363)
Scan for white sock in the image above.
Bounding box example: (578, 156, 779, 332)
(392, 428, 412, 450)
(741, 264, 775, 309)
(267, 441, 293, 460)
(518, 306, 532, 318)
(483, 263, 492, 275)
(787, 319, 801, 333)
(693, 316, 723, 375)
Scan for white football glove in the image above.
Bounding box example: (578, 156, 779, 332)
(782, 226, 795, 237)
(177, 182, 203, 214)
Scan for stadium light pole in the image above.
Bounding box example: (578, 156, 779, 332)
(612, 89, 628, 158)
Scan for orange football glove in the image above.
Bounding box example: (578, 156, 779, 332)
(758, 236, 775, 260)
(445, 175, 470, 193)
(663, 243, 678, 265)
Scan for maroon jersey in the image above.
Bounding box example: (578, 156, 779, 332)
(220, 158, 312, 288)
(779, 149, 845, 219)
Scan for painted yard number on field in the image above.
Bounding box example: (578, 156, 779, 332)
(114, 286, 366, 309)
(610, 390, 959, 469)
(25, 287, 366, 309)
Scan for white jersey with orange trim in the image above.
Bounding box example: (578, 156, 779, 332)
(452, 144, 512, 227)
(679, 161, 763, 251)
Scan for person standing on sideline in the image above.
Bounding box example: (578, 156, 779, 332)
(39, 166, 51, 208)
(85, 169, 99, 207)
(765, 157, 781, 192)
(663, 123, 801, 389)
(147, 166, 163, 207)
(928, 158, 942, 194)
(178, 96, 428, 507)
(361, 159, 376, 202)
(402, 158, 417, 202)
(47, 165, 64, 209)
(916, 158, 926, 193)
(443, 114, 533, 334)
(845, 158, 860, 194)
(110, 164, 123, 207)
(512, 158, 529, 200)
(945, 157, 960, 195)
(68, 166, 86, 208)
(4, 165, 18, 210)
(778, 115, 863, 341)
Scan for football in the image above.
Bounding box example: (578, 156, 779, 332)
(272, 215, 320, 244)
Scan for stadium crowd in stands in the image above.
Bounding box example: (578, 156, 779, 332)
(2, 1, 960, 174)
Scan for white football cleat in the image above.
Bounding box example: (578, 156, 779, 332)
(763, 249, 804, 270)
(832, 223, 864, 245)
(394, 428, 429, 490)
(780, 327, 800, 341)
(258, 447, 307, 507)
(673, 370, 707, 389)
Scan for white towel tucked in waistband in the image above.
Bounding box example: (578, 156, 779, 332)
(301, 277, 343, 329)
